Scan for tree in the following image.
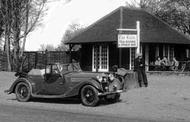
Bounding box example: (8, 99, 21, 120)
(126, 0, 190, 36)
(39, 44, 55, 51)
(156, 0, 190, 35)
(57, 23, 84, 51)
(0, 0, 73, 71)
(0, 0, 47, 71)
(0, 0, 12, 71)
(20, 0, 47, 56)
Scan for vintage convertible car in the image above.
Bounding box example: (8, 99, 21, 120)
(5, 63, 123, 106)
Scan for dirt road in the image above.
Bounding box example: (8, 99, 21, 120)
(0, 72, 190, 122)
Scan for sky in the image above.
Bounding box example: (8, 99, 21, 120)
(25, 0, 136, 51)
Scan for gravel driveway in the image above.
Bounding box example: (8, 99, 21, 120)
(0, 71, 190, 122)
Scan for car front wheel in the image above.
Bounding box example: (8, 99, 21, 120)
(15, 82, 31, 102)
(80, 85, 99, 107)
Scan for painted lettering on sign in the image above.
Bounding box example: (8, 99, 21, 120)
(118, 34, 137, 48)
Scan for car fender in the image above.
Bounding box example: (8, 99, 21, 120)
(64, 78, 102, 97)
(6, 77, 34, 94)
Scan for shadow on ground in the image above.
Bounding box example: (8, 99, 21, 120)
(7, 97, 122, 107)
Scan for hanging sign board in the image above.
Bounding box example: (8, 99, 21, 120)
(118, 34, 137, 48)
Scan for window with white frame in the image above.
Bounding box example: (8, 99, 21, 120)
(92, 45, 109, 72)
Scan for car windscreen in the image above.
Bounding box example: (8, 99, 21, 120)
(58, 63, 82, 73)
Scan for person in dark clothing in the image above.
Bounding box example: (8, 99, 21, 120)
(134, 53, 148, 87)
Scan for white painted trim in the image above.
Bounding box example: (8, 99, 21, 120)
(136, 21, 140, 54)
(92, 45, 109, 72)
(92, 46, 95, 72)
(99, 45, 102, 71)
(129, 48, 131, 70)
(99, 45, 109, 72)
(117, 28, 137, 31)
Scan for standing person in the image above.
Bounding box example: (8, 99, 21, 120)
(134, 53, 148, 87)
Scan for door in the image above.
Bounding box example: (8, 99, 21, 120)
(43, 65, 66, 95)
(92, 45, 109, 72)
(121, 48, 130, 70)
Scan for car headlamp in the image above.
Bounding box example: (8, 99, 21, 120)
(102, 77, 107, 82)
(96, 75, 103, 82)
(97, 73, 107, 83)
(108, 73, 115, 81)
(113, 85, 117, 91)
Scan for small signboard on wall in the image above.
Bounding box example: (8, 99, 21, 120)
(118, 34, 137, 48)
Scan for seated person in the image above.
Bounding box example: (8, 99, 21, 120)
(161, 56, 170, 70)
(112, 65, 118, 72)
(71, 59, 82, 72)
(52, 65, 59, 73)
(67, 59, 82, 72)
(161, 56, 169, 65)
(72, 63, 82, 71)
(56, 63, 64, 72)
(170, 57, 179, 71)
(154, 56, 161, 70)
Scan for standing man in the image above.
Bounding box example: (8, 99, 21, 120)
(134, 53, 148, 87)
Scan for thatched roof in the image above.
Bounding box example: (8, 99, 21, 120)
(66, 7, 190, 45)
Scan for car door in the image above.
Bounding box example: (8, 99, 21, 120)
(43, 65, 68, 95)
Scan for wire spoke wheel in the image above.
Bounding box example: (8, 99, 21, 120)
(15, 82, 31, 102)
(81, 85, 99, 107)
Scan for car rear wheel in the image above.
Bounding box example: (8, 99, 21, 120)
(80, 85, 99, 107)
(15, 82, 31, 102)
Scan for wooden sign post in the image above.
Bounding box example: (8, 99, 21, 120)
(117, 21, 140, 70)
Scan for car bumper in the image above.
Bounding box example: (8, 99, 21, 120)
(4, 89, 11, 94)
(97, 90, 123, 96)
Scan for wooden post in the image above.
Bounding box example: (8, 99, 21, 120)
(34, 52, 38, 68)
(119, 7, 123, 68)
(28, 53, 30, 70)
(136, 21, 140, 54)
(156, 45, 159, 57)
(163, 45, 165, 56)
(145, 45, 149, 71)
(168, 45, 170, 60)
(186, 49, 189, 58)
(45, 50, 47, 73)
(69, 44, 74, 63)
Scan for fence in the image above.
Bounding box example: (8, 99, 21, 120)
(0, 51, 76, 72)
(0, 51, 8, 71)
